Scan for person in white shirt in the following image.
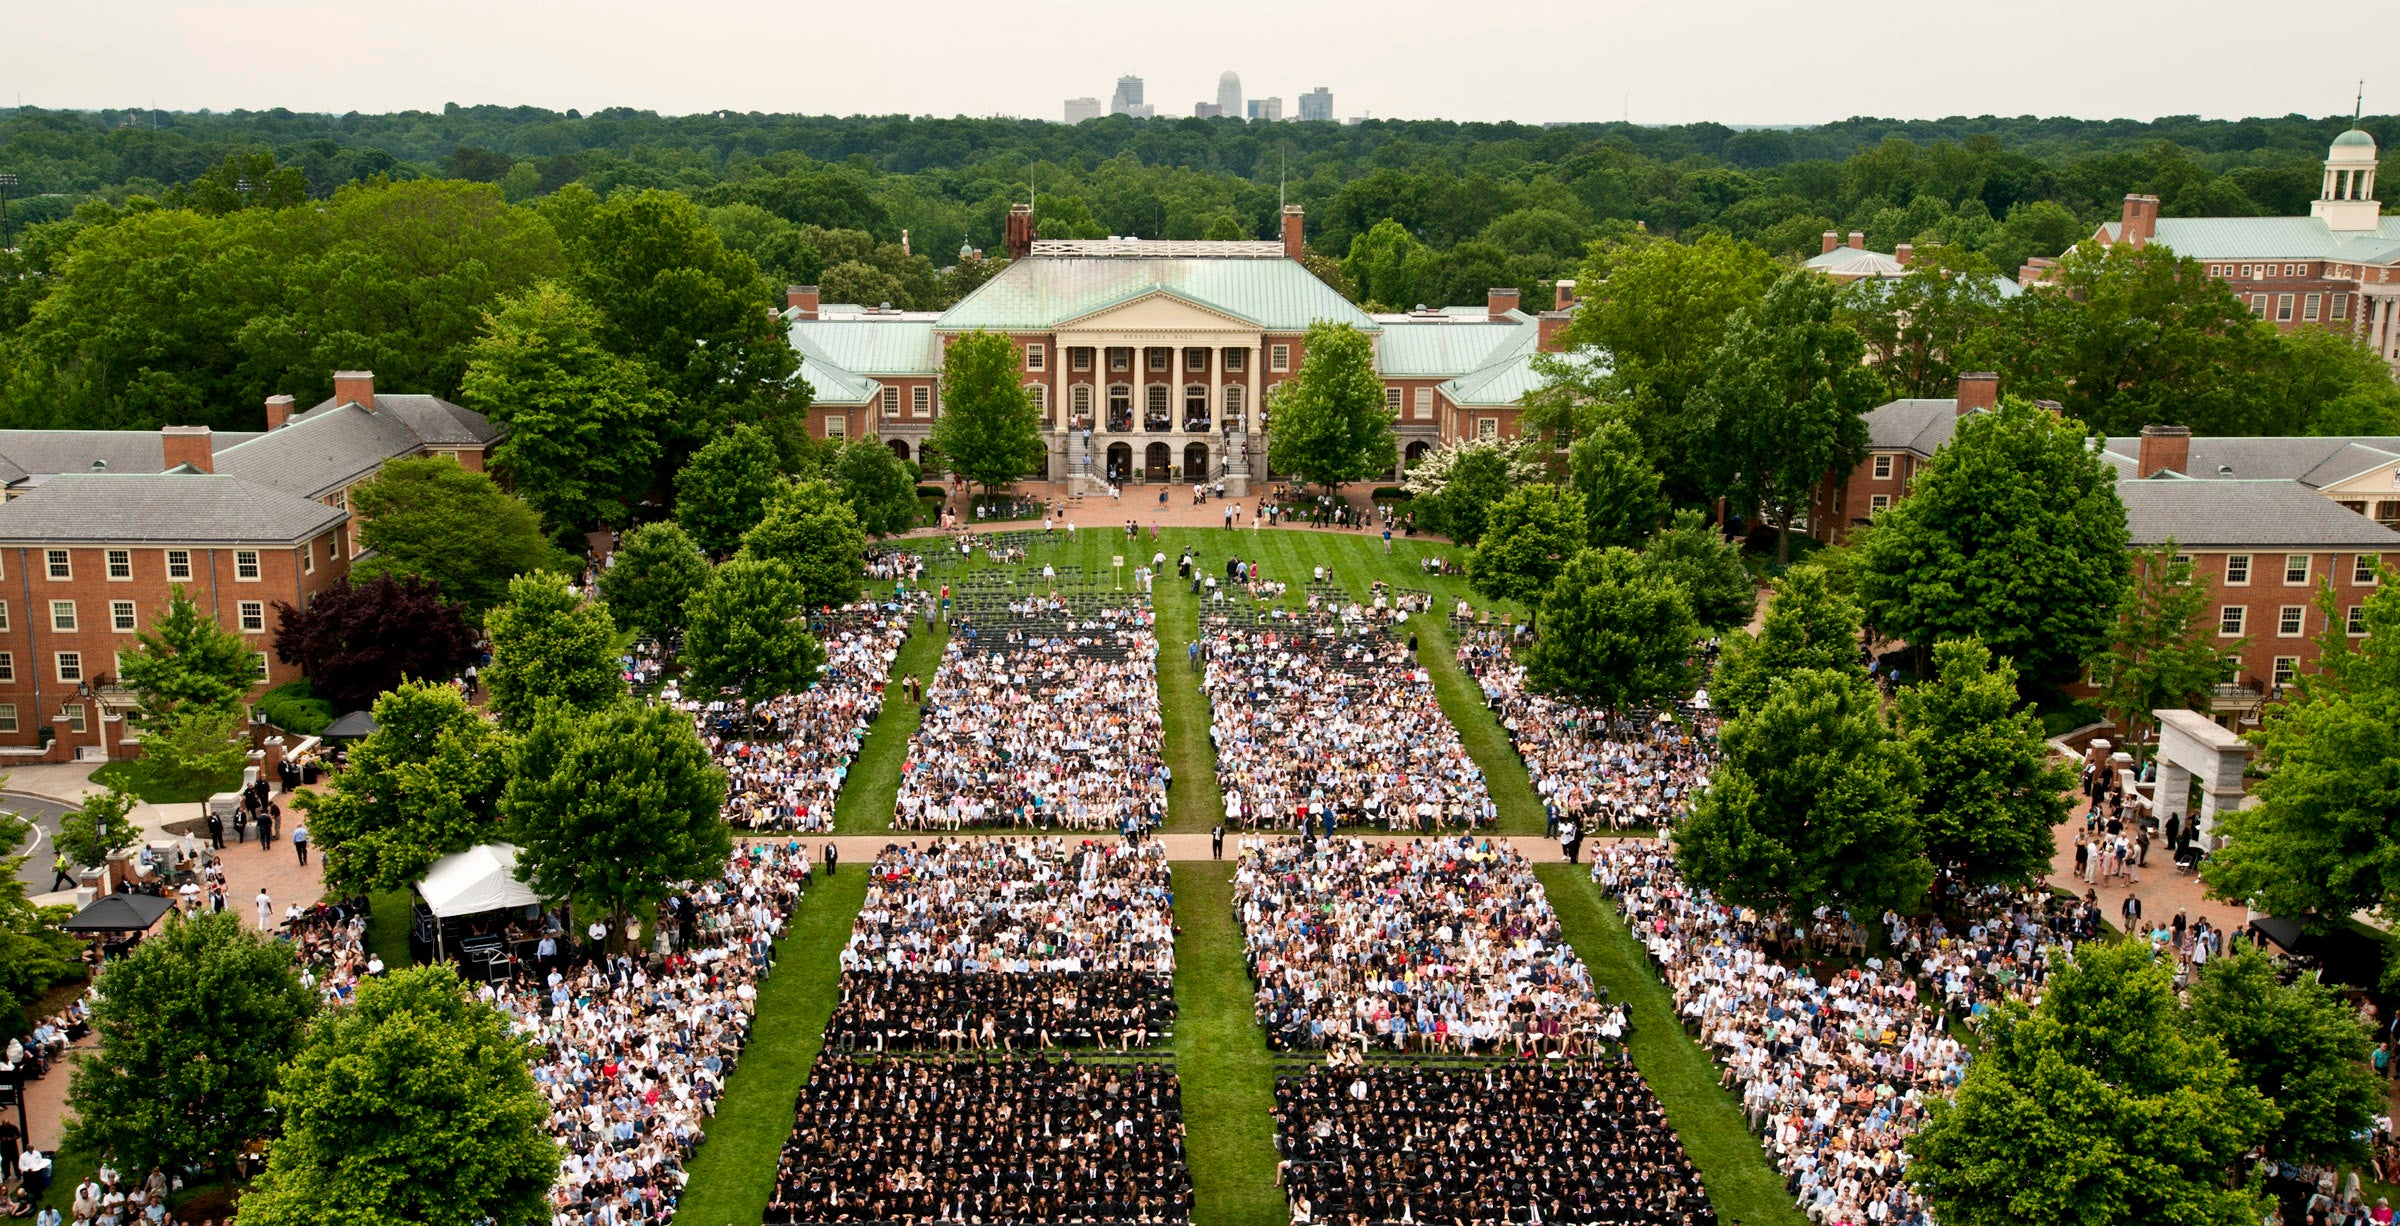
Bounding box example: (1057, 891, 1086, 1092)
(254, 888, 273, 931)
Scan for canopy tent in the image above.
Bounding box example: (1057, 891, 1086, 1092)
(62, 893, 174, 933)
(415, 843, 542, 919)
(322, 710, 377, 739)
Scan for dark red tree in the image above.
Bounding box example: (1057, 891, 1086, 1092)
(273, 576, 480, 711)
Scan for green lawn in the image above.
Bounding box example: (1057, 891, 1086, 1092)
(672, 867, 869, 1225)
(1535, 864, 1807, 1226)
(89, 757, 243, 805)
(1170, 861, 1286, 1226)
(831, 615, 949, 834)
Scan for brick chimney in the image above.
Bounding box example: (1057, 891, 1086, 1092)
(1004, 204, 1035, 261)
(2137, 424, 2190, 478)
(1282, 205, 1306, 261)
(332, 370, 375, 412)
(264, 393, 295, 432)
(1487, 288, 1520, 320)
(787, 285, 820, 320)
(1822, 231, 1840, 254)
(1894, 243, 1913, 267)
(161, 425, 213, 474)
(1847, 231, 1865, 250)
(1954, 372, 1998, 416)
(2118, 194, 2160, 248)
(1552, 279, 1577, 312)
(1537, 310, 1572, 354)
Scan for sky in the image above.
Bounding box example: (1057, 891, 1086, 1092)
(6, 0, 2392, 127)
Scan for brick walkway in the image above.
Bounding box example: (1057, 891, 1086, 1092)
(2042, 803, 2250, 937)
(910, 480, 1413, 537)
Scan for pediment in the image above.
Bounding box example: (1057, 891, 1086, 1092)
(1056, 288, 1260, 333)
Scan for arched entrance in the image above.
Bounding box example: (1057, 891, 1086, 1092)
(1182, 442, 1209, 480)
(1105, 441, 1133, 483)
(1404, 440, 1431, 468)
(888, 438, 911, 462)
(1144, 442, 1171, 481)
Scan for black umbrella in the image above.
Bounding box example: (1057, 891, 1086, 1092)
(61, 893, 174, 933)
(322, 710, 377, 739)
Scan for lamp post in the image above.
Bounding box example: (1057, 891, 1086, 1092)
(0, 174, 16, 252)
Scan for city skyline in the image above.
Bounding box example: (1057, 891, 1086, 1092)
(3, 0, 2393, 126)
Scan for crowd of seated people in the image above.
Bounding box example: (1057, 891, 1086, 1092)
(1275, 1059, 1715, 1226)
(1202, 617, 1493, 832)
(279, 894, 375, 1004)
(680, 602, 914, 832)
(825, 970, 1174, 1054)
(1456, 628, 1719, 832)
(894, 597, 1166, 833)
(766, 1054, 1193, 1225)
(1233, 837, 1618, 1054)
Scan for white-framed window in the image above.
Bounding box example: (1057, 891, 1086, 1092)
(0, 654, 14, 683)
(2355, 555, 2378, 584)
(1071, 347, 1092, 372)
(2250, 294, 2268, 316)
(253, 652, 270, 680)
(2285, 264, 2299, 277)
(1223, 385, 1245, 423)
(1025, 343, 1045, 372)
(0, 705, 17, 734)
(1027, 385, 1050, 414)
(105, 549, 130, 580)
(1109, 348, 1130, 373)
(1071, 385, 1093, 417)
(2208, 264, 2222, 277)
(1872, 454, 1893, 479)
(1185, 347, 1206, 372)
(1148, 348, 1169, 373)
(2224, 554, 2252, 585)
(911, 387, 931, 417)
(1270, 344, 1291, 372)
(824, 414, 846, 439)
(1477, 417, 1499, 440)
(2219, 605, 2247, 636)
(48, 601, 74, 632)
(110, 600, 135, 633)
(62, 703, 84, 734)
(881, 386, 900, 418)
(0, 601, 10, 632)
(2272, 656, 2299, 687)
(166, 549, 191, 580)
(2277, 605, 2305, 637)
(2283, 554, 2310, 585)
(1384, 388, 1402, 413)
(1412, 388, 1434, 421)
(2304, 293, 2322, 322)
(2277, 294, 2295, 322)
(2349, 605, 2370, 636)
(54, 652, 81, 683)
(234, 549, 261, 581)
(1869, 494, 1892, 514)
(302, 541, 314, 575)
(2333, 294, 2350, 321)
(1224, 348, 1245, 373)
(43, 550, 69, 581)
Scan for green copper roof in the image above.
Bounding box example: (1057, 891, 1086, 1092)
(787, 318, 942, 376)
(2333, 128, 2377, 148)
(791, 332, 882, 405)
(2106, 215, 2400, 260)
(1375, 316, 1536, 378)
(937, 256, 1374, 333)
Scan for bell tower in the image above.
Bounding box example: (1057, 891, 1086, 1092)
(2313, 96, 2382, 233)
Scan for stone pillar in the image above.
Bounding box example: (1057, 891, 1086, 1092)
(2154, 761, 2191, 832)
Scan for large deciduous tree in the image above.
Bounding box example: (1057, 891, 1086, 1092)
(350, 455, 563, 618)
(818, 437, 923, 538)
(272, 575, 480, 712)
(294, 681, 509, 893)
(1266, 322, 1397, 494)
(929, 329, 1046, 497)
(596, 522, 710, 642)
(2187, 943, 2382, 1166)
(56, 787, 140, 869)
(1467, 484, 1584, 607)
(0, 807, 80, 1032)
(675, 422, 787, 556)
(1566, 418, 1666, 549)
(482, 571, 626, 727)
(1523, 547, 1699, 710)
(118, 584, 256, 719)
(1641, 509, 1757, 632)
(1405, 437, 1532, 547)
(1855, 397, 2129, 692)
(1907, 942, 2273, 1226)
(239, 964, 558, 1226)
(739, 477, 867, 609)
(64, 912, 315, 1197)
(680, 557, 827, 714)
(1709, 564, 1860, 719)
(1893, 638, 2071, 886)
(2096, 542, 2237, 759)
(462, 280, 670, 531)
(1676, 667, 1930, 921)
(1841, 243, 2006, 398)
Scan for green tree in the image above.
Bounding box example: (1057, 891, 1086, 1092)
(56, 786, 140, 868)
(1894, 638, 2071, 885)
(1407, 439, 1526, 547)
(350, 456, 564, 618)
(1841, 243, 2006, 397)
(1676, 667, 1930, 921)
(1467, 484, 1583, 606)
(680, 556, 828, 714)
(1710, 564, 1861, 718)
(295, 681, 510, 893)
(118, 584, 256, 720)
(1642, 509, 1757, 632)
(2097, 542, 2237, 758)
(1855, 397, 2129, 691)
(820, 437, 922, 537)
(675, 422, 788, 556)
(1907, 942, 2273, 1226)
(596, 521, 710, 641)
(1341, 219, 1438, 311)
(2188, 943, 2381, 1165)
(1693, 270, 1883, 561)
(929, 330, 1046, 496)
(0, 809, 80, 1032)
(1268, 322, 1399, 494)
(462, 280, 670, 531)
(139, 705, 252, 799)
(501, 701, 732, 948)
(270, 574, 480, 712)
(739, 478, 867, 608)
(64, 912, 315, 1197)
(1566, 418, 1666, 548)
(482, 571, 625, 727)
(1523, 547, 1699, 709)
(238, 964, 558, 1226)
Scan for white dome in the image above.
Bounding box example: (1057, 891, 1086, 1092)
(2328, 128, 2379, 163)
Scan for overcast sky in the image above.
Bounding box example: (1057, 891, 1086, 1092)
(6, 0, 2390, 127)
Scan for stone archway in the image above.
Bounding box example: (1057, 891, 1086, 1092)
(1144, 442, 1172, 481)
(887, 438, 911, 462)
(2152, 708, 2250, 844)
(1404, 440, 1431, 468)
(1105, 442, 1133, 483)
(1182, 442, 1210, 481)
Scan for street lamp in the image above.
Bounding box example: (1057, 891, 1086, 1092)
(0, 174, 15, 252)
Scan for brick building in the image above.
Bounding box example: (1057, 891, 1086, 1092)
(781, 206, 1568, 494)
(0, 370, 499, 760)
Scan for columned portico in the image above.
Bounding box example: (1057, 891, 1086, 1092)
(1055, 309, 1266, 493)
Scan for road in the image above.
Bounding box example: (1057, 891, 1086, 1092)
(3, 792, 80, 896)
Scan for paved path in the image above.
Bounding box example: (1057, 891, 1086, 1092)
(3, 794, 78, 895)
(740, 831, 1583, 864)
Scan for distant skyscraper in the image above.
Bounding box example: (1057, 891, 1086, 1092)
(1110, 75, 1153, 118)
(1298, 87, 1333, 122)
(1194, 103, 1222, 119)
(1064, 97, 1103, 124)
(1247, 97, 1283, 122)
(1217, 72, 1243, 120)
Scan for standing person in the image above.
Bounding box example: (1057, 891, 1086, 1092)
(291, 821, 309, 866)
(1211, 823, 1225, 860)
(1383, 526, 1393, 553)
(205, 808, 224, 851)
(254, 888, 273, 932)
(825, 842, 839, 876)
(1561, 818, 1581, 865)
(48, 854, 75, 893)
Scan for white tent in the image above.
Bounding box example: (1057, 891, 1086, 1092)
(415, 843, 542, 919)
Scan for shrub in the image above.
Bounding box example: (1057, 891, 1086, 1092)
(1370, 486, 1412, 503)
(257, 680, 335, 735)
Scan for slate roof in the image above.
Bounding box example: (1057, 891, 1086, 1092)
(2097, 436, 2400, 486)
(0, 473, 347, 546)
(1863, 400, 1971, 456)
(288, 393, 498, 448)
(2097, 216, 2400, 261)
(213, 404, 429, 500)
(2116, 477, 2400, 549)
(936, 254, 1374, 333)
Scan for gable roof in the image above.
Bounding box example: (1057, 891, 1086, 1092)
(788, 317, 943, 377)
(2117, 477, 2400, 549)
(1805, 247, 1908, 278)
(2100, 216, 2400, 262)
(213, 404, 429, 500)
(0, 472, 347, 546)
(936, 254, 1373, 334)
(790, 332, 883, 406)
(2097, 436, 2400, 487)
(1863, 399, 1970, 457)
(1375, 315, 1536, 379)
